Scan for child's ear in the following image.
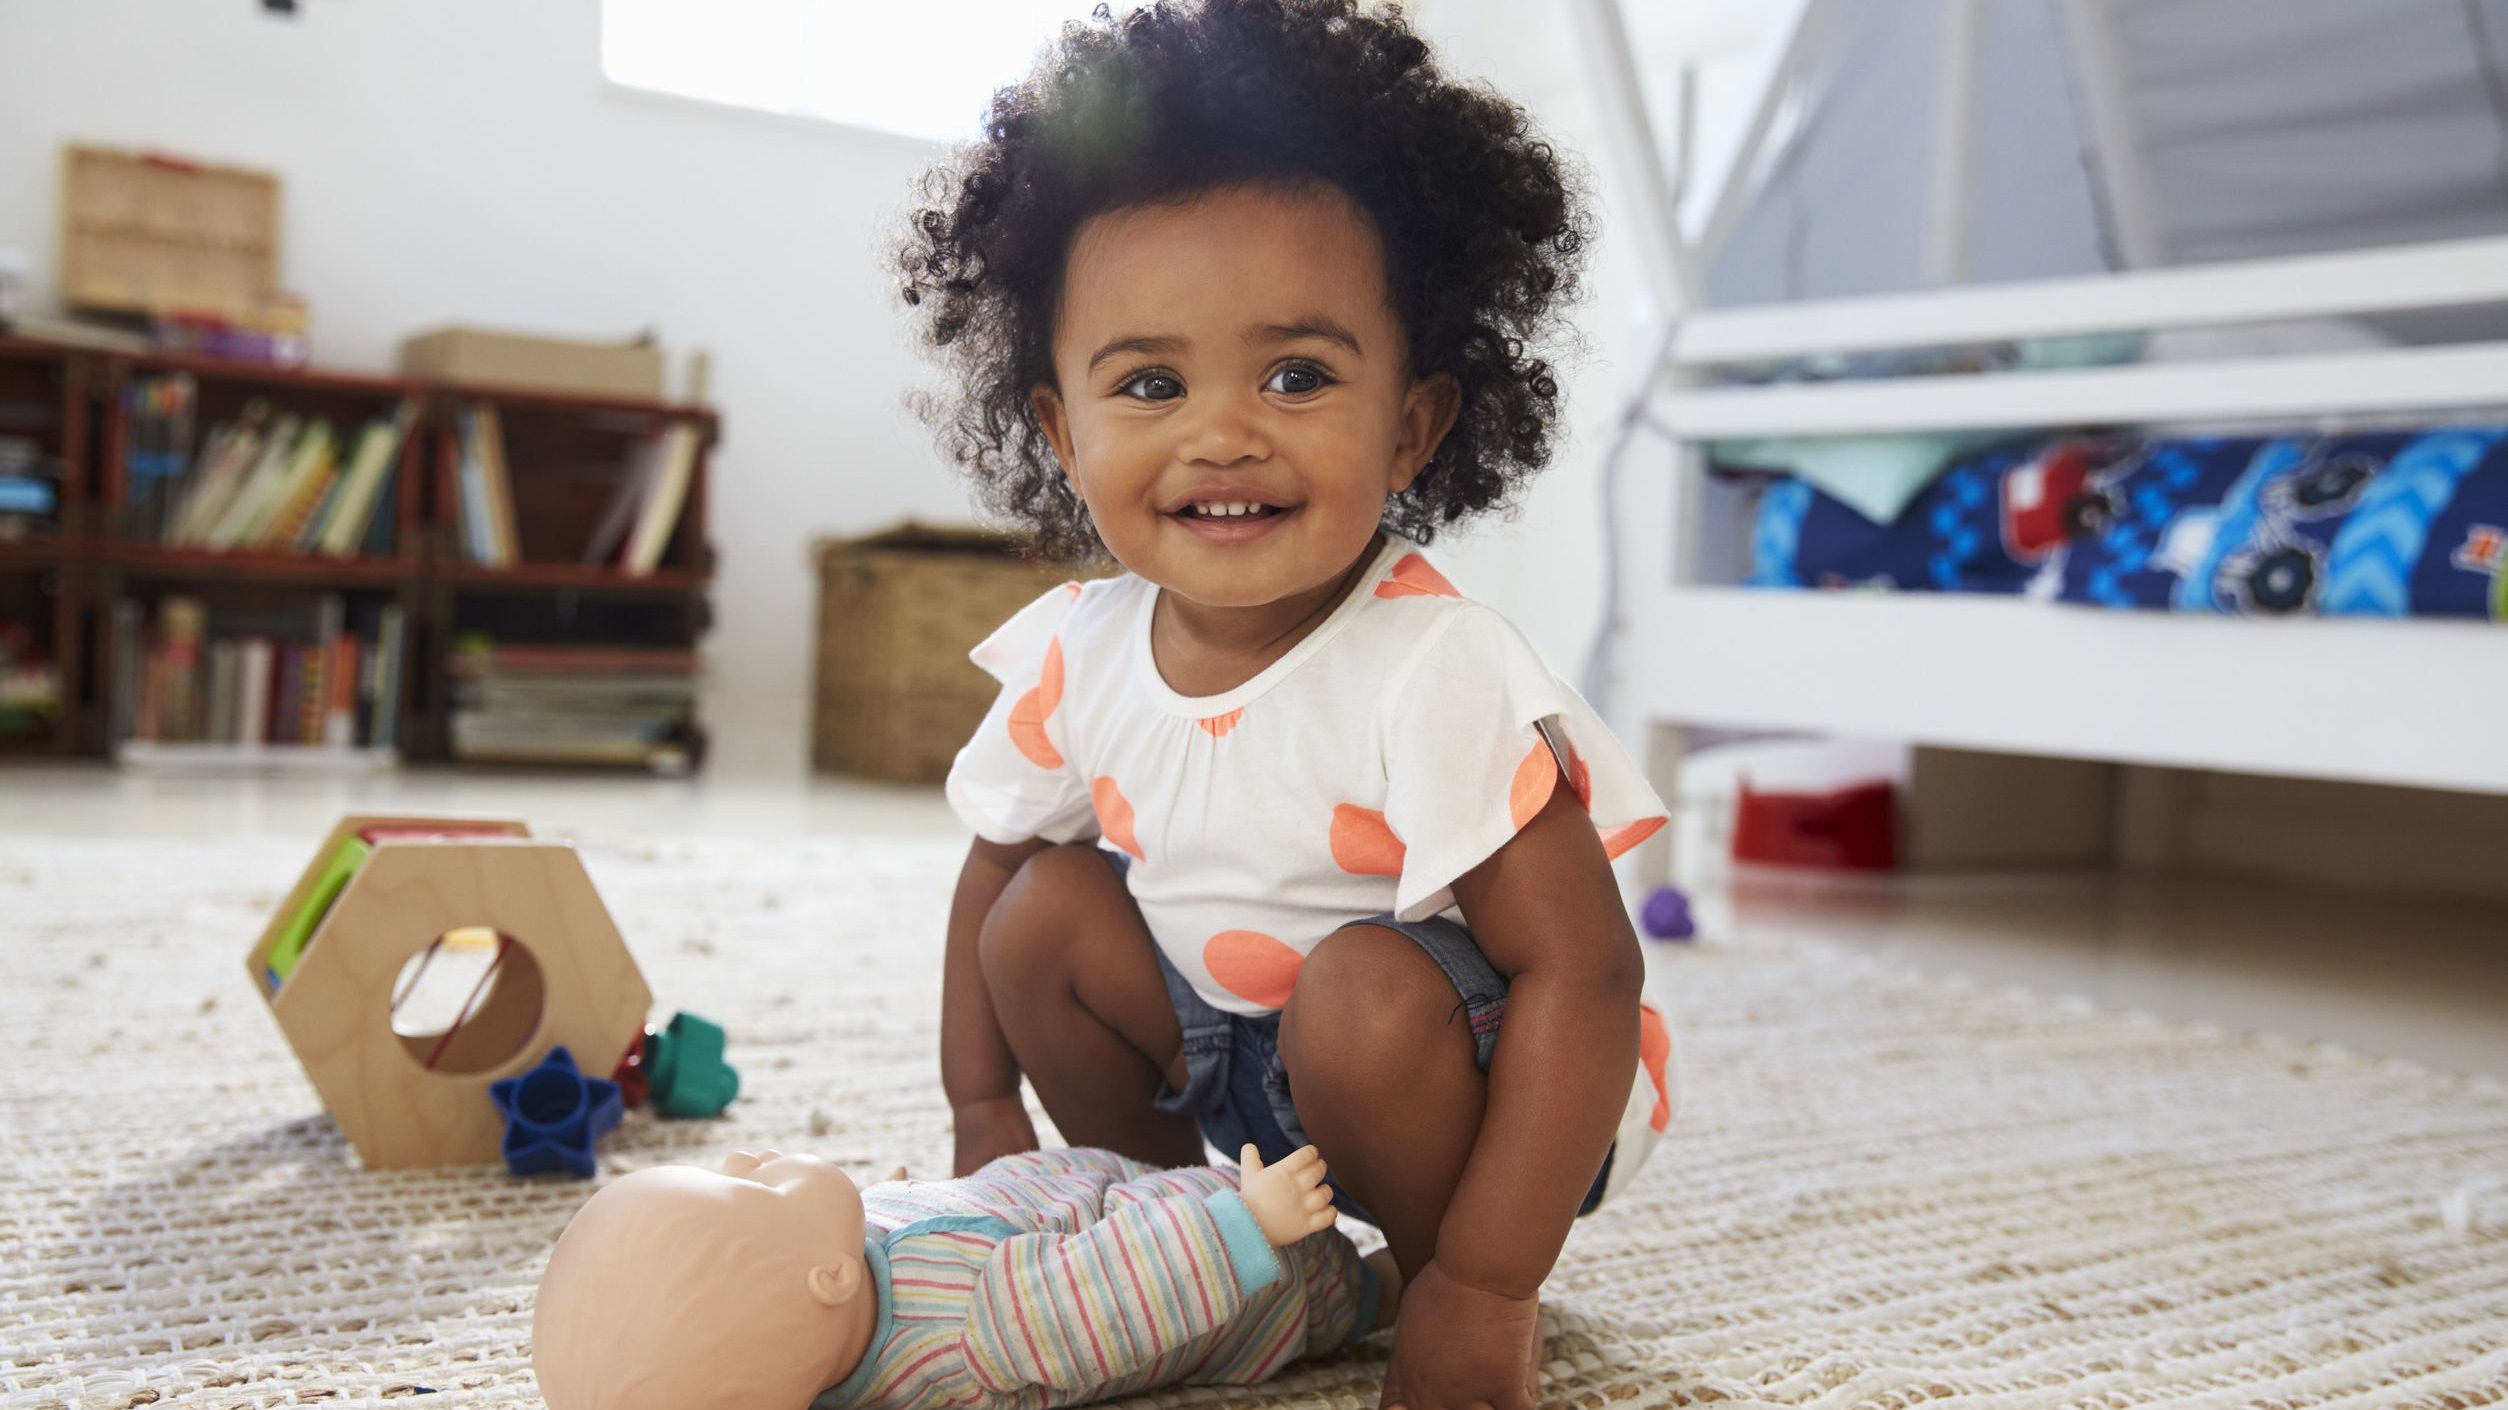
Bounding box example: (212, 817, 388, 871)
(1390, 373, 1462, 494)
(1030, 385, 1077, 482)
(807, 1258, 863, 1308)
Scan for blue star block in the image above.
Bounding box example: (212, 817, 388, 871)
(489, 1046, 623, 1179)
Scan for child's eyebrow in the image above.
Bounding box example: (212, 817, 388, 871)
(1087, 334, 1186, 372)
(1249, 319, 1364, 357)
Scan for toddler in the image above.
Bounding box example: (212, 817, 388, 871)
(897, 5, 1680, 1408)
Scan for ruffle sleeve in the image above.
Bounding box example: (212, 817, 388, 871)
(944, 581, 1099, 846)
(1380, 605, 1669, 922)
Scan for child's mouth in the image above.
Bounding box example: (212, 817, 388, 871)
(1170, 501, 1295, 542)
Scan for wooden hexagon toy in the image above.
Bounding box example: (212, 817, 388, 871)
(245, 814, 654, 1170)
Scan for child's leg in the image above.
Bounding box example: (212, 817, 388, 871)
(978, 843, 1206, 1168)
(1273, 924, 1489, 1277)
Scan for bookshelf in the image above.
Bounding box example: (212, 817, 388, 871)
(0, 336, 718, 771)
(0, 338, 94, 757)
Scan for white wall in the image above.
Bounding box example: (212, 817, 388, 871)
(0, 0, 1656, 766)
(0, 0, 962, 764)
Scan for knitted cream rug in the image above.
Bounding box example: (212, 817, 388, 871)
(5, 835, 2506, 1410)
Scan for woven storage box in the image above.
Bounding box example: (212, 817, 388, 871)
(60, 144, 280, 320)
(812, 523, 1098, 783)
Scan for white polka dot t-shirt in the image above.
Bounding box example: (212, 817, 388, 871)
(945, 535, 1671, 1016)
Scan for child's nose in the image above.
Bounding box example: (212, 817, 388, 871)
(1178, 393, 1273, 467)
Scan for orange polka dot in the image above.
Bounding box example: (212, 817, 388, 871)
(1006, 637, 1065, 769)
(1329, 804, 1406, 876)
(1508, 741, 1558, 830)
(1091, 776, 1143, 861)
(1638, 1003, 1673, 1133)
(1600, 815, 1666, 861)
(1374, 553, 1461, 599)
(1060, 580, 1084, 599)
(1203, 930, 1305, 1010)
(1198, 708, 1244, 738)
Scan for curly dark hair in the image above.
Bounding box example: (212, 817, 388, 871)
(896, 0, 1591, 560)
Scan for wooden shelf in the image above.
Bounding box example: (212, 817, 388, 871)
(441, 382, 719, 430)
(115, 741, 400, 776)
(120, 350, 421, 400)
(0, 538, 73, 571)
(100, 542, 412, 588)
(0, 341, 716, 766)
(434, 560, 710, 595)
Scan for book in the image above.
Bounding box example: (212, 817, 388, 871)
(235, 637, 273, 747)
(325, 633, 361, 747)
(314, 401, 415, 557)
(201, 413, 305, 549)
(271, 643, 303, 745)
(582, 439, 657, 566)
(370, 604, 405, 751)
(620, 422, 699, 574)
(205, 641, 238, 743)
(110, 600, 141, 744)
(158, 596, 207, 741)
(456, 408, 498, 565)
(253, 420, 340, 549)
(123, 375, 197, 543)
(475, 404, 520, 565)
(167, 403, 271, 544)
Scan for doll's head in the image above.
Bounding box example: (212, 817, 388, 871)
(532, 1151, 880, 1410)
(898, 0, 1590, 602)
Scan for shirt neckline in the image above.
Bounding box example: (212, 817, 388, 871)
(1130, 534, 1411, 719)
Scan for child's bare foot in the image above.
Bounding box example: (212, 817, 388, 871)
(1365, 1247, 1403, 1331)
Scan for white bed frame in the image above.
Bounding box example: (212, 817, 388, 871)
(1566, 0, 2508, 814)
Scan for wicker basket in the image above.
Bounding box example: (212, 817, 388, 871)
(811, 523, 1100, 783)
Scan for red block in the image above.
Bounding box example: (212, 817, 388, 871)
(1732, 777, 1898, 871)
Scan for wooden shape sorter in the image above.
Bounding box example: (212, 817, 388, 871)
(245, 814, 654, 1170)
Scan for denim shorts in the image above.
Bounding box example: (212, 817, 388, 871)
(1101, 849, 1612, 1223)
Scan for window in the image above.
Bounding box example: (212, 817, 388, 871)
(602, 0, 1100, 144)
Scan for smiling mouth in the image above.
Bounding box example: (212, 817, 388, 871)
(1172, 501, 1290, 521)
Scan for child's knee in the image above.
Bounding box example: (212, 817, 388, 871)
(977, 843, 1111, 988)
(1279, 926, 1471, 1088)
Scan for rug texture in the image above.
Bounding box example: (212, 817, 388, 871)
(4, 835, 2506, 1409)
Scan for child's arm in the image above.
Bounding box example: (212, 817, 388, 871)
(957, 1148, 1340, 1396)
(944, 834, 1052, 1176)
(1393, 782, 1644, 1409)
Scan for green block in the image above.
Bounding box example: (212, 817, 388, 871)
(265, 836, 371, 988)
(647, 1011, 739, 1118)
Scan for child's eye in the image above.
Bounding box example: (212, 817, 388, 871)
(1265, 363, 1333, 396)
(1119, 371, 1185, 402)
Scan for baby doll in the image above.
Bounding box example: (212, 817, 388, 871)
(533, 1143, 1394, 1410)
(898, 5, 1679, 1409)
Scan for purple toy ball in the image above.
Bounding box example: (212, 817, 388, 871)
(1639, 885, 1695, 941)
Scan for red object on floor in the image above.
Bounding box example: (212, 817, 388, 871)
(1732, 777, 1899, 870)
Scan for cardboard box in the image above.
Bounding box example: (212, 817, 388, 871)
(399, 326, 664, 401)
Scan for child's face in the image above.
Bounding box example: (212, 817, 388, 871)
(1033, 183, 1459, 609)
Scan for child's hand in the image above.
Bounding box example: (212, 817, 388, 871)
(1380, 1262, 1541, 1410)
(1237, 1143, 1336, 1247)
(952, 1095, 1039, 1177)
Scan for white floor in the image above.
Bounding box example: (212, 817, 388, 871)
(8, 759, 2504, 1081)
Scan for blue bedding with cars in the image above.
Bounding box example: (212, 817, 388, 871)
(1744, 427, 2508, 621)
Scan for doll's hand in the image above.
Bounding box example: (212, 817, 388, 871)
(1238, 1144, 1336, 1247)
(951, 1096, 1038, 1177)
